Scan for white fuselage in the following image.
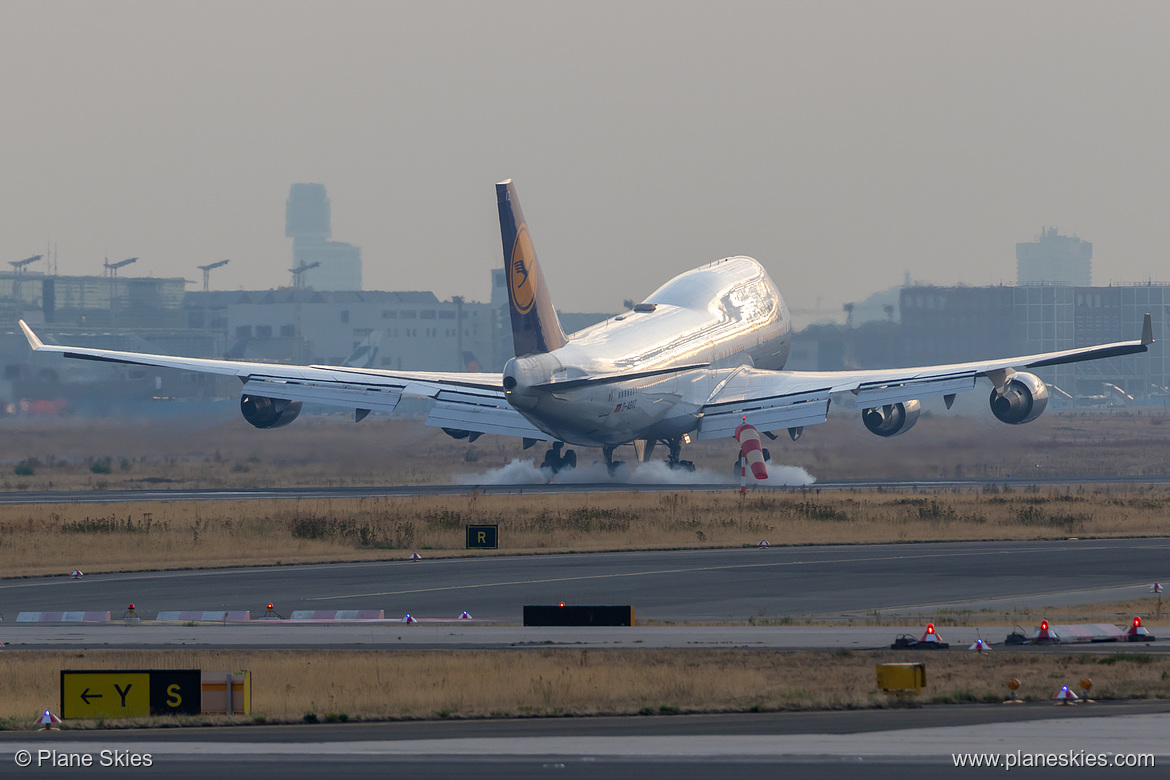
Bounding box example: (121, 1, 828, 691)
(502, 257, 791, 447)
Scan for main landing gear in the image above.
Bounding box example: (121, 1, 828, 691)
(540, 441, 577, 473)
(664, 437, 695, 472)
(604, 437, 696, 476)
(603, 446, 623, 477)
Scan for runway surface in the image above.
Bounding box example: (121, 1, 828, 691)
(4, 533, 1169, 775)
(0, 474, 1168, 504)
(7, 623, 1170, 652)
(1, 538, 1167, 644)
(2, 703, 1166, 778)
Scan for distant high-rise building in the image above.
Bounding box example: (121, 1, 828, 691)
(1016, 227, 1091, 286)
(285, 183, 362, 291)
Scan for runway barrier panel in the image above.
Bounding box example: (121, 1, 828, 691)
(17, 611, 110, 622)
(523, 605, 635, 627)
(155, 611, 251, 622)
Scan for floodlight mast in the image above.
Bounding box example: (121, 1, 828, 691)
(196, 259, 230, 334)
(103, 257, 137, 328)
(9, 255, 42, 273)
(197, 259, 230, 292)
(289, 261, 320, 289)
(104, 257, 138, 277)
(9, 255, 42, 310)
(288, 261, 320, 363)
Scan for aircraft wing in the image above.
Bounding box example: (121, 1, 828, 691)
(696, 314, 1154, 439)
(18, 321, 551, 441)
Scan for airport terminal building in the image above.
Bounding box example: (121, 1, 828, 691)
(899, 283, 1166, 398)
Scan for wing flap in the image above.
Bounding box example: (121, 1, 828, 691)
(426, 399, 551, 440)
(852, 376, 976, 409)
(698, 397, 830, 440)
(241, 379, 405, 413)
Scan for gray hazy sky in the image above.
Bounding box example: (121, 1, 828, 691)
(3, 1, 1169, 323)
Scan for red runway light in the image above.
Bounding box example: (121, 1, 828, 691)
(1134, 616, 1142, 628)
(926, 623, 935, 634)
(1041, 619, 1049, 631)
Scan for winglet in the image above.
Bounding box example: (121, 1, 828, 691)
(1142, 312, 1154, 346)
(18, 320, 44, 350)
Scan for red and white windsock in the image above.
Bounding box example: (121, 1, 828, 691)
(734, 422, 768, 480)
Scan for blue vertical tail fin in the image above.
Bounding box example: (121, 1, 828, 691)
(497, 179, 567, 356)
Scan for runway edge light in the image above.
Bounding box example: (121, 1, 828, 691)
(968, 638, 990, 653)
(1053, 685, 1079, 705)
(70, 570, 83, 579)
(1080, 678, 1094, 703)
(1127, 615, 1154, 642)
(919, 623, 947, 647)
(36, 710, 62, 730)
(1034, 619, 1058, 644)
(409, 552, 422, 561)
(1004, 678, 1023, 704)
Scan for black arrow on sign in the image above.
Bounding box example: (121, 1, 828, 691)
(80, 688, 103, 705)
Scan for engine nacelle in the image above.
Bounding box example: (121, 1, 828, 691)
(862, 400, 921, 438)
(240, 395, 302, 429)
(989, 371, 1048, 425)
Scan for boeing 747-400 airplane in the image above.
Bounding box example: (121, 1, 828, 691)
(19, 180, 1154, 478)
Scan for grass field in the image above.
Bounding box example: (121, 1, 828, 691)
(1, 412, 1166, 729)
(2, 487, 1168, 577)
(3, 648, 1168, 729)
(0, 407, 1166, 490)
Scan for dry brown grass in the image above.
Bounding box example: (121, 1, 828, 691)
(2, 487, 1169, 577)
(0, 408, 1166, 491)
(2, 648, 1168, 728)
(902, 596, 1170, 628)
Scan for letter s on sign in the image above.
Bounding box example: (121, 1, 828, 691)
(167, 684, 181, 708)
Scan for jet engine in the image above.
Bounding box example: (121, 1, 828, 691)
(989, 371, 1048, 425)
(240, 395, 302, 429)
(861, 400, 921, 437)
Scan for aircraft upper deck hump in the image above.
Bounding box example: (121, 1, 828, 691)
(497, 179, 567, 356)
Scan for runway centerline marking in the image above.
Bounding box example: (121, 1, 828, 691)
(307, 544, 1135, 601)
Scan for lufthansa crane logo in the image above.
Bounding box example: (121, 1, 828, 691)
(509, 225, 537, 315)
